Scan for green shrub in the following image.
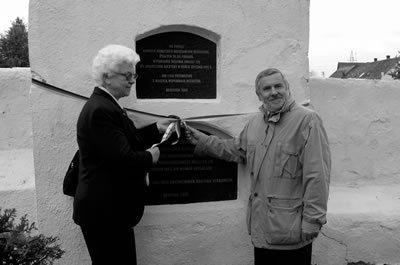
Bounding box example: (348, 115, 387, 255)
(0, 208, 64, 265)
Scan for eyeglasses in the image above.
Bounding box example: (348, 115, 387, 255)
(112, 71, 139, 81)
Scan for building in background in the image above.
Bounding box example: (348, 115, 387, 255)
(330, 55, 400, 80)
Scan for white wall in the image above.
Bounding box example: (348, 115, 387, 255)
(0, 68, 36, 224)
(28, 1, 310, 264)
(311, 78, 400, 187)
(310, 78, 400, 265)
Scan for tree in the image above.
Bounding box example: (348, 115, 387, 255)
(388, 51, 400, 80)
(0, 208, 64, 264)
(0, 17, 29, 68)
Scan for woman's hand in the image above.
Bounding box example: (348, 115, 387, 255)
(146, 146, 160, 164)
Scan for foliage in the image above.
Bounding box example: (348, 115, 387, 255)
(388, 51, 400, 80)
(0, 17, 29, 68)
(0, 208, 64, 265)
(388, 63, 400, 80)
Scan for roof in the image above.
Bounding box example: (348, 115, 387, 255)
(330, 57, 400, 79)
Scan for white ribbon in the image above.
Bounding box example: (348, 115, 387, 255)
(151, 120, 186, 148)
(146, 120, 186, 186)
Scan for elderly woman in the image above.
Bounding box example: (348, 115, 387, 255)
(73, 44, 170, 264)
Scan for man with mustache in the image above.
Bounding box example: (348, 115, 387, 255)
(185, 68, 331, 265)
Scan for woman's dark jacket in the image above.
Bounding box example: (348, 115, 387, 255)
(73, 87, 161, 227)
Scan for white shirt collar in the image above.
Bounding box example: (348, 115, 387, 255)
(97, 86, 124, 109)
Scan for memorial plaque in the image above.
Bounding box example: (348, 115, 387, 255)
(136, 31, 216, 99)
(145, 131, 237, 205)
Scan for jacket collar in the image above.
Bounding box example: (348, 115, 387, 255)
(94, 86, 124, 109)
(259, 96, 295, 123)
(92, 87, 127, 117)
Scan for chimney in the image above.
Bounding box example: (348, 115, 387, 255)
(374, 58, 378, 62)
(386, 55, 390, 59)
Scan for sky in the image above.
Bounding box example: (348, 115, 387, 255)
(0, 0, 29, 33)
(310, 0, 400, 77)
(0, 0, 399, 77)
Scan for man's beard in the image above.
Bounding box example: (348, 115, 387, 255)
(266, 96, 286, 113)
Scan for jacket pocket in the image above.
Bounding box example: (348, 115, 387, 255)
(273, 143, 301, 179)
(264, 199, 302, 245)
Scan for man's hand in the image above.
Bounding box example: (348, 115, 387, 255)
(156, 118, 176, 134)
(146, 146, 160, 164)
(185, 126, 204, 145)
(301, 231, 319, 241)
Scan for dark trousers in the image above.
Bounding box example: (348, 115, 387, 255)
(81, 224, 137, 265)
(254, 243, 312, 265)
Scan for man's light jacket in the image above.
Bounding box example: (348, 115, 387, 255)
(194, 101, 331, 250)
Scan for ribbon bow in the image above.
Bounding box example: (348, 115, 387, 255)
(151, 115, 187, 148)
